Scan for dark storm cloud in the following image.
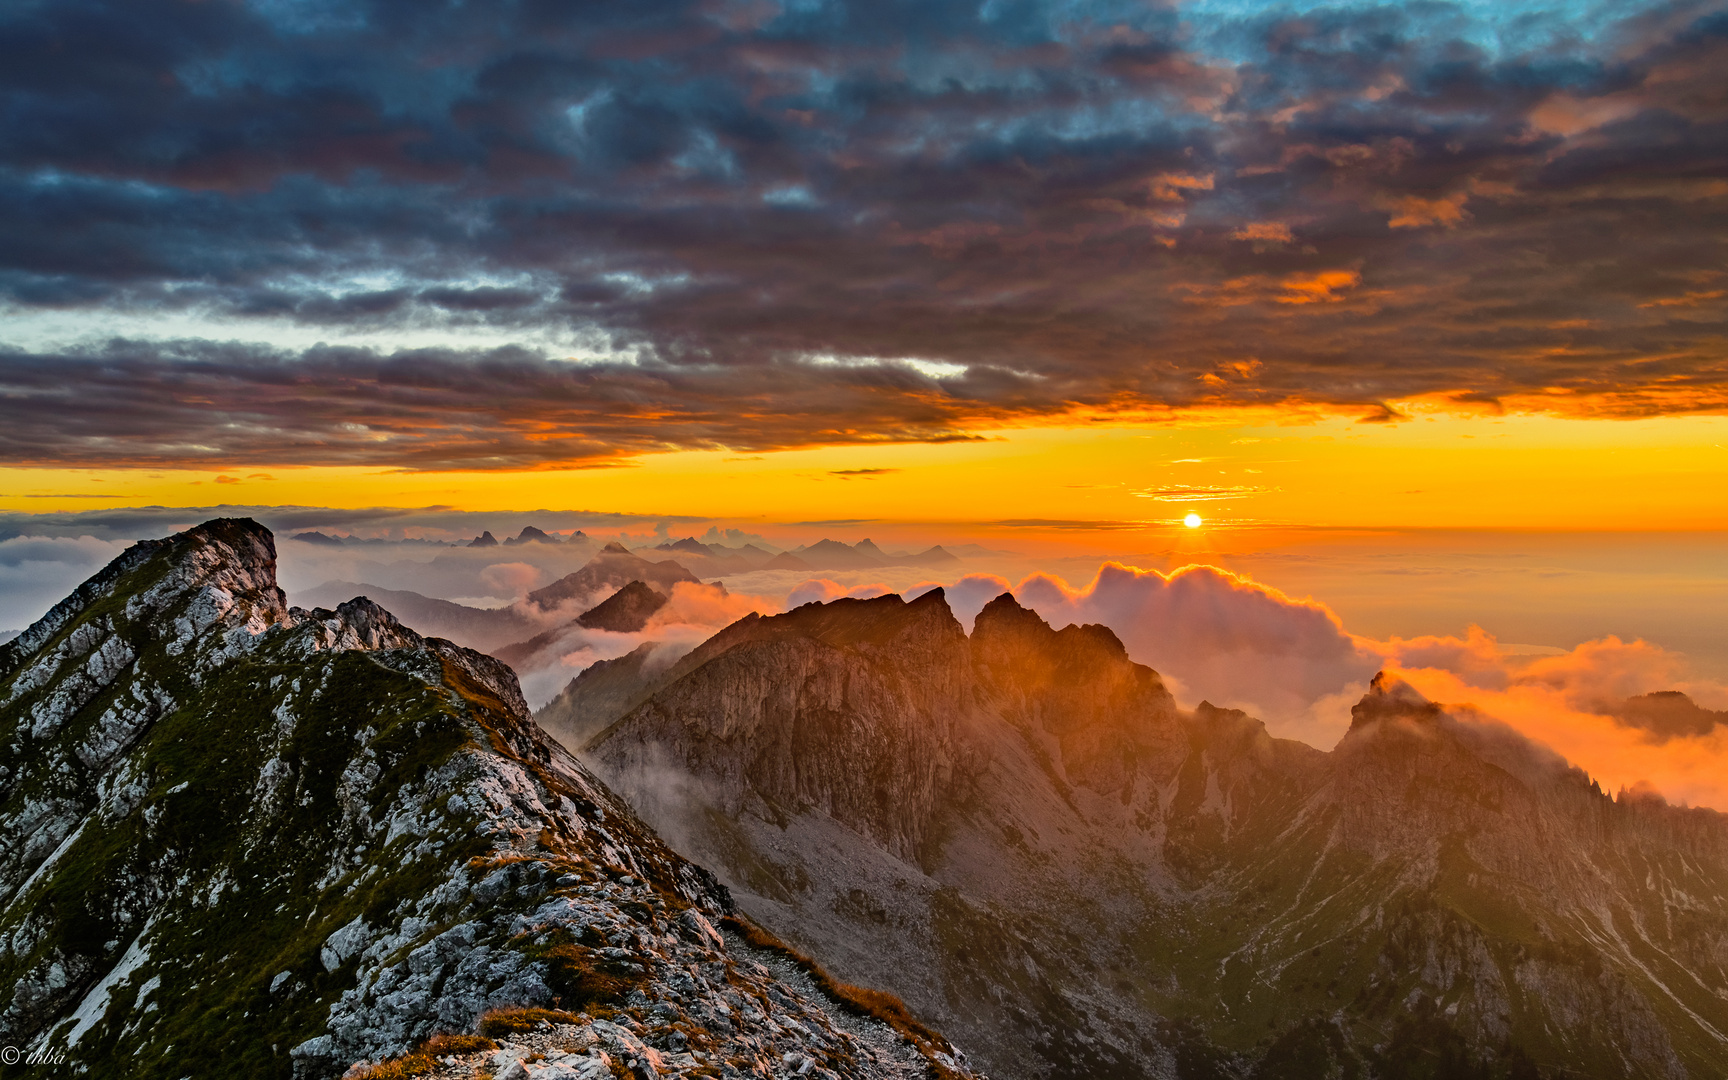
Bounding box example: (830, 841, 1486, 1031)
(3, 0, 1726, 466)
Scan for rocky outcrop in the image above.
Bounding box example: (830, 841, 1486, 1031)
(0, 520, 985, 1080)
(580, 591, 1728, 1080)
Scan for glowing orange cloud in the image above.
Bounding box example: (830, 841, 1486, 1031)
(946, 560, 1728, 810)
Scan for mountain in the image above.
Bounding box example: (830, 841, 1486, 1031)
(657, 538, 715, 558)
(575, 590, 1728, 1080)
(0, 520, 985, 1080)
(292, 581, 541, 653)
(468, 530, 499, 548)
(289, 531, 346, 546)
(526, 544, 700, 612)
(503, 526, 560, 546)
(791, 539, 887, 570)
(1610, 691, 1727, 739)
(851, 539, 892, 562)
(538, 642, 670, 753)
(576, 581, 668, 633)
(783, 540, 963, 572)
(491, 581, 672, 670)
(647, 539, 783, 576)
(907, 545, 959, 567)
(763, 551, 814, 571)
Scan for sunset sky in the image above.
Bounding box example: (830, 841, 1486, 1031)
(3, 1, 1726, 799)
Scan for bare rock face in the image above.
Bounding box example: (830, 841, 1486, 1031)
(580, 591, 1728, 1080)
(970, 593, 1186, 797)
(0, 520, 987, 1080)
(593, 591, 977, 865)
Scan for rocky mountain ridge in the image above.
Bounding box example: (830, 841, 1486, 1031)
(570, 589, 1728, 1080)
(0, 520, 984, 1080)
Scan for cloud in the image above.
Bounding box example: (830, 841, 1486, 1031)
(0, 535, 133, 631)
(510, 580, 783, 707)
(0, 0, 1725, 468)
(1012, 562, 1382, 741)
(971, 560, 1728, 809)
(784, 579, 893, 608)
(646, 581, 774, 633)
(1231, 222, 1294, 244)
(1389, 662, 1728, 813)
(1133, 485, 1265, 502)
(478, 561, 545, 598)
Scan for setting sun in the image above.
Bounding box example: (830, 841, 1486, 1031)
(1184, 513, 1203, 528)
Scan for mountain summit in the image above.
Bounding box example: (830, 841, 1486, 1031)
(0, 520, 984, 1080)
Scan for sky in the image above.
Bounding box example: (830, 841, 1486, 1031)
(1, 1, 1726, 803)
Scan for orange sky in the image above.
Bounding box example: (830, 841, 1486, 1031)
(5, 410, 1725, 538)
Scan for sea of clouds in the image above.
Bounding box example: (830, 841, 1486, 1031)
(4, 527, 1724, 811)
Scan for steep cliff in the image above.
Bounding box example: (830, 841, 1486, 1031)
(0, 521, 986, 1080)
(580, 591, 1728, 1080)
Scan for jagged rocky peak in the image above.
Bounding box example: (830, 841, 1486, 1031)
(1346, 670, 1447, 732)
(0, 520, 988, 1080)
(588, 589, 977, 864)
(967, 591, 1182, 795)
(970, 591, 1144, 693)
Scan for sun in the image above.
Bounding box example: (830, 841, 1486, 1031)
(1184, 512, 1203, 528)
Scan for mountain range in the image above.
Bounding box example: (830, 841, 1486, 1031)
(30, 521, 1726, 1080)
(554, 590, 1728, 1080)
(0, 521, 983, 1080)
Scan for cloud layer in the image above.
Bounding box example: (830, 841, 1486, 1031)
(984, 560, 1728, 809)
(3, 0, 1726, 466)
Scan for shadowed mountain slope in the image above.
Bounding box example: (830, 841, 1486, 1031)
(577, 581, 670, 634)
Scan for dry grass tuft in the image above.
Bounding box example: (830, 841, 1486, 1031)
(478, 1006, 586, 1036)
(345, 1052, 436, 1079)
(420, 1032, 499, 1055)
